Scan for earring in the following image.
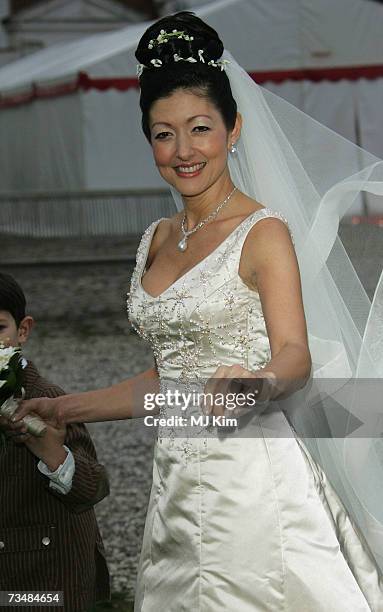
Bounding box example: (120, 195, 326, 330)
(230, 142, 237, 154)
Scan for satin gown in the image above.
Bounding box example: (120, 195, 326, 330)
(127, 208, 383, 611)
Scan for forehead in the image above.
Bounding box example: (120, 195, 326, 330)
(150, 89, 222, 125)
(0, 310, 14, 323)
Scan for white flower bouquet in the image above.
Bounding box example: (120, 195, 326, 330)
(0, 344, 46, 452)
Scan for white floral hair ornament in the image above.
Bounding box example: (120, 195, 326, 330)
(173, 53, 197, 64)
(148, 29, 194, 50)
(208, 59, 230, 71)
(137, 29, 230, 76)
(150, 59, 163, 67)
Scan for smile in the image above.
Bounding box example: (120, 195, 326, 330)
(175, 162, 206, 176)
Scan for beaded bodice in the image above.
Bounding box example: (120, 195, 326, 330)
(127, 208, 291, 384)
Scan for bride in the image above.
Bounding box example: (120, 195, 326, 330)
(11, 11, 383, 611)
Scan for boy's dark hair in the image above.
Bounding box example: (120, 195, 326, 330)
(135, 11, 237, 142)
(0, 273, 26, 326)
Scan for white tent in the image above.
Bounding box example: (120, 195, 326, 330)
(0, 0, 383, 219)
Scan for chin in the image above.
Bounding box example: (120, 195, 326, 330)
(169, 177, 213, 198)
(178, 184, 207, 197)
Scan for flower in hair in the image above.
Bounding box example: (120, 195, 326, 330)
(137, 32, 230, 76)
(148, 29, 194, 50)
(208, 58, 230, 71)
(173, 54, 197, 63)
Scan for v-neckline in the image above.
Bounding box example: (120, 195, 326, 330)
(139, 209, 261, 300)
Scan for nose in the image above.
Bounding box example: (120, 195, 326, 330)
(175, 132, 194, 161)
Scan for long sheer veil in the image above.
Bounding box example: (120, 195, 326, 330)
(170, 51, 383, 571)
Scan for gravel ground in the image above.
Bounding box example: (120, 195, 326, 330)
(1, 222, 382, 599)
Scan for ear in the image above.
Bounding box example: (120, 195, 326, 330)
(17, 316, 34, 345)
(228, 112, 243, 150)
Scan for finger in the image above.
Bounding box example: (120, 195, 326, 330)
(203, 366, 229, 416)
(208, 366, 246, 417)
(11, 399, 38, 422)
(7, 428, 29, 439)
(204, 365, 229, 391)
(211, 371, 232, 417)
(7, 422, 28, 435)
(229, 376, 262, 397)
(204, 367, 230, 414)
(223, 368, 267, 416)
(213, 393, 232, 417)
(6, 419, 28, 432)
(13, 433, 32, 445)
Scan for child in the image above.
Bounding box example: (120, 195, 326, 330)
(0, 272, 110, 611)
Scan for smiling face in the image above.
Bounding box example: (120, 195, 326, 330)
(149, 89, 241, 197)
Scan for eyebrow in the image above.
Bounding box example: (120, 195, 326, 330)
(151, 115, 213, 129)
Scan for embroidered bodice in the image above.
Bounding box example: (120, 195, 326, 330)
(127, 208, 291, 383)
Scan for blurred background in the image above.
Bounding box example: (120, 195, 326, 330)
(1, 0, 382, 608)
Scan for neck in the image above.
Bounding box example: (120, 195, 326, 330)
(181, 174, 236, 227)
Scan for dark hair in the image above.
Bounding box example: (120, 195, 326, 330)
(135, 12, 237, 141)
(0, 273, 26, 326)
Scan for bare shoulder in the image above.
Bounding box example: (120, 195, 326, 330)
(239, 206, 296, 289)
(146, 215, 178, 266)
(151, 216, 174, 244)
(237, 194, 292, 251)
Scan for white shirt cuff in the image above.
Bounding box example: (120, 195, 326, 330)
(37, 445, 75, 495)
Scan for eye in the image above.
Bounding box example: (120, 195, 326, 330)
(193, 125, 210, 133)
(154, 131, 172, 140)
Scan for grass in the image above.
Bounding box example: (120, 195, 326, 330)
(87, 592, 134, 611)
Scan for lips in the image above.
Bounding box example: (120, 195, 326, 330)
(175, 162, 206, 177)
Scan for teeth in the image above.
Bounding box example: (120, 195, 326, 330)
(177, 163, 205, 174)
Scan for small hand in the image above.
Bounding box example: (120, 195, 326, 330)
(0, 414, 31, 444)
(2, 412, 67, 469)
(23, 422, 67, 470)
(204, 364, 276, 417)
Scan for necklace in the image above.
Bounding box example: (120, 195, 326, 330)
(177, 186, 237, 252)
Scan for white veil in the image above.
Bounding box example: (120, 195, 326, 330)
(171, 51, 383, 571)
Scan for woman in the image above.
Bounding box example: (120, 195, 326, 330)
(12, 12, 383, 611)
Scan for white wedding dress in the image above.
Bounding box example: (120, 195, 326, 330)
(127, 208, 383, 611)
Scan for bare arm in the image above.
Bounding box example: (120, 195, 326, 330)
(239, 215, 312, 400)
(12, 366, 160, 427)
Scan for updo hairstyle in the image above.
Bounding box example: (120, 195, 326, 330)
(135, 12, 237, 142)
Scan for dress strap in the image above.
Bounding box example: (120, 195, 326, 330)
(232, 207, 294, 256)
(129, 218, 167, 294)
(250, 207, 293, 240)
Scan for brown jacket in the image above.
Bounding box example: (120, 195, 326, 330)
(0, 361, 111, 611)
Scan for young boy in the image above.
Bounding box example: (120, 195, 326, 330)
(0, 272, 111, 611)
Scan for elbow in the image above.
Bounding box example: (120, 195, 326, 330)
(301, 348, 312, 387)
(286, 341, 312, 388)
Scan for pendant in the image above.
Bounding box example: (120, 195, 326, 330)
(178, 237, 188, 252)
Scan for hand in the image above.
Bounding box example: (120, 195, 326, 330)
(0, 414, 31, 444)
(1, 412, 67, 470)
(11, 396, 63, 429)
(23, 421, 67, 471)
(204, 364, 277, 417)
